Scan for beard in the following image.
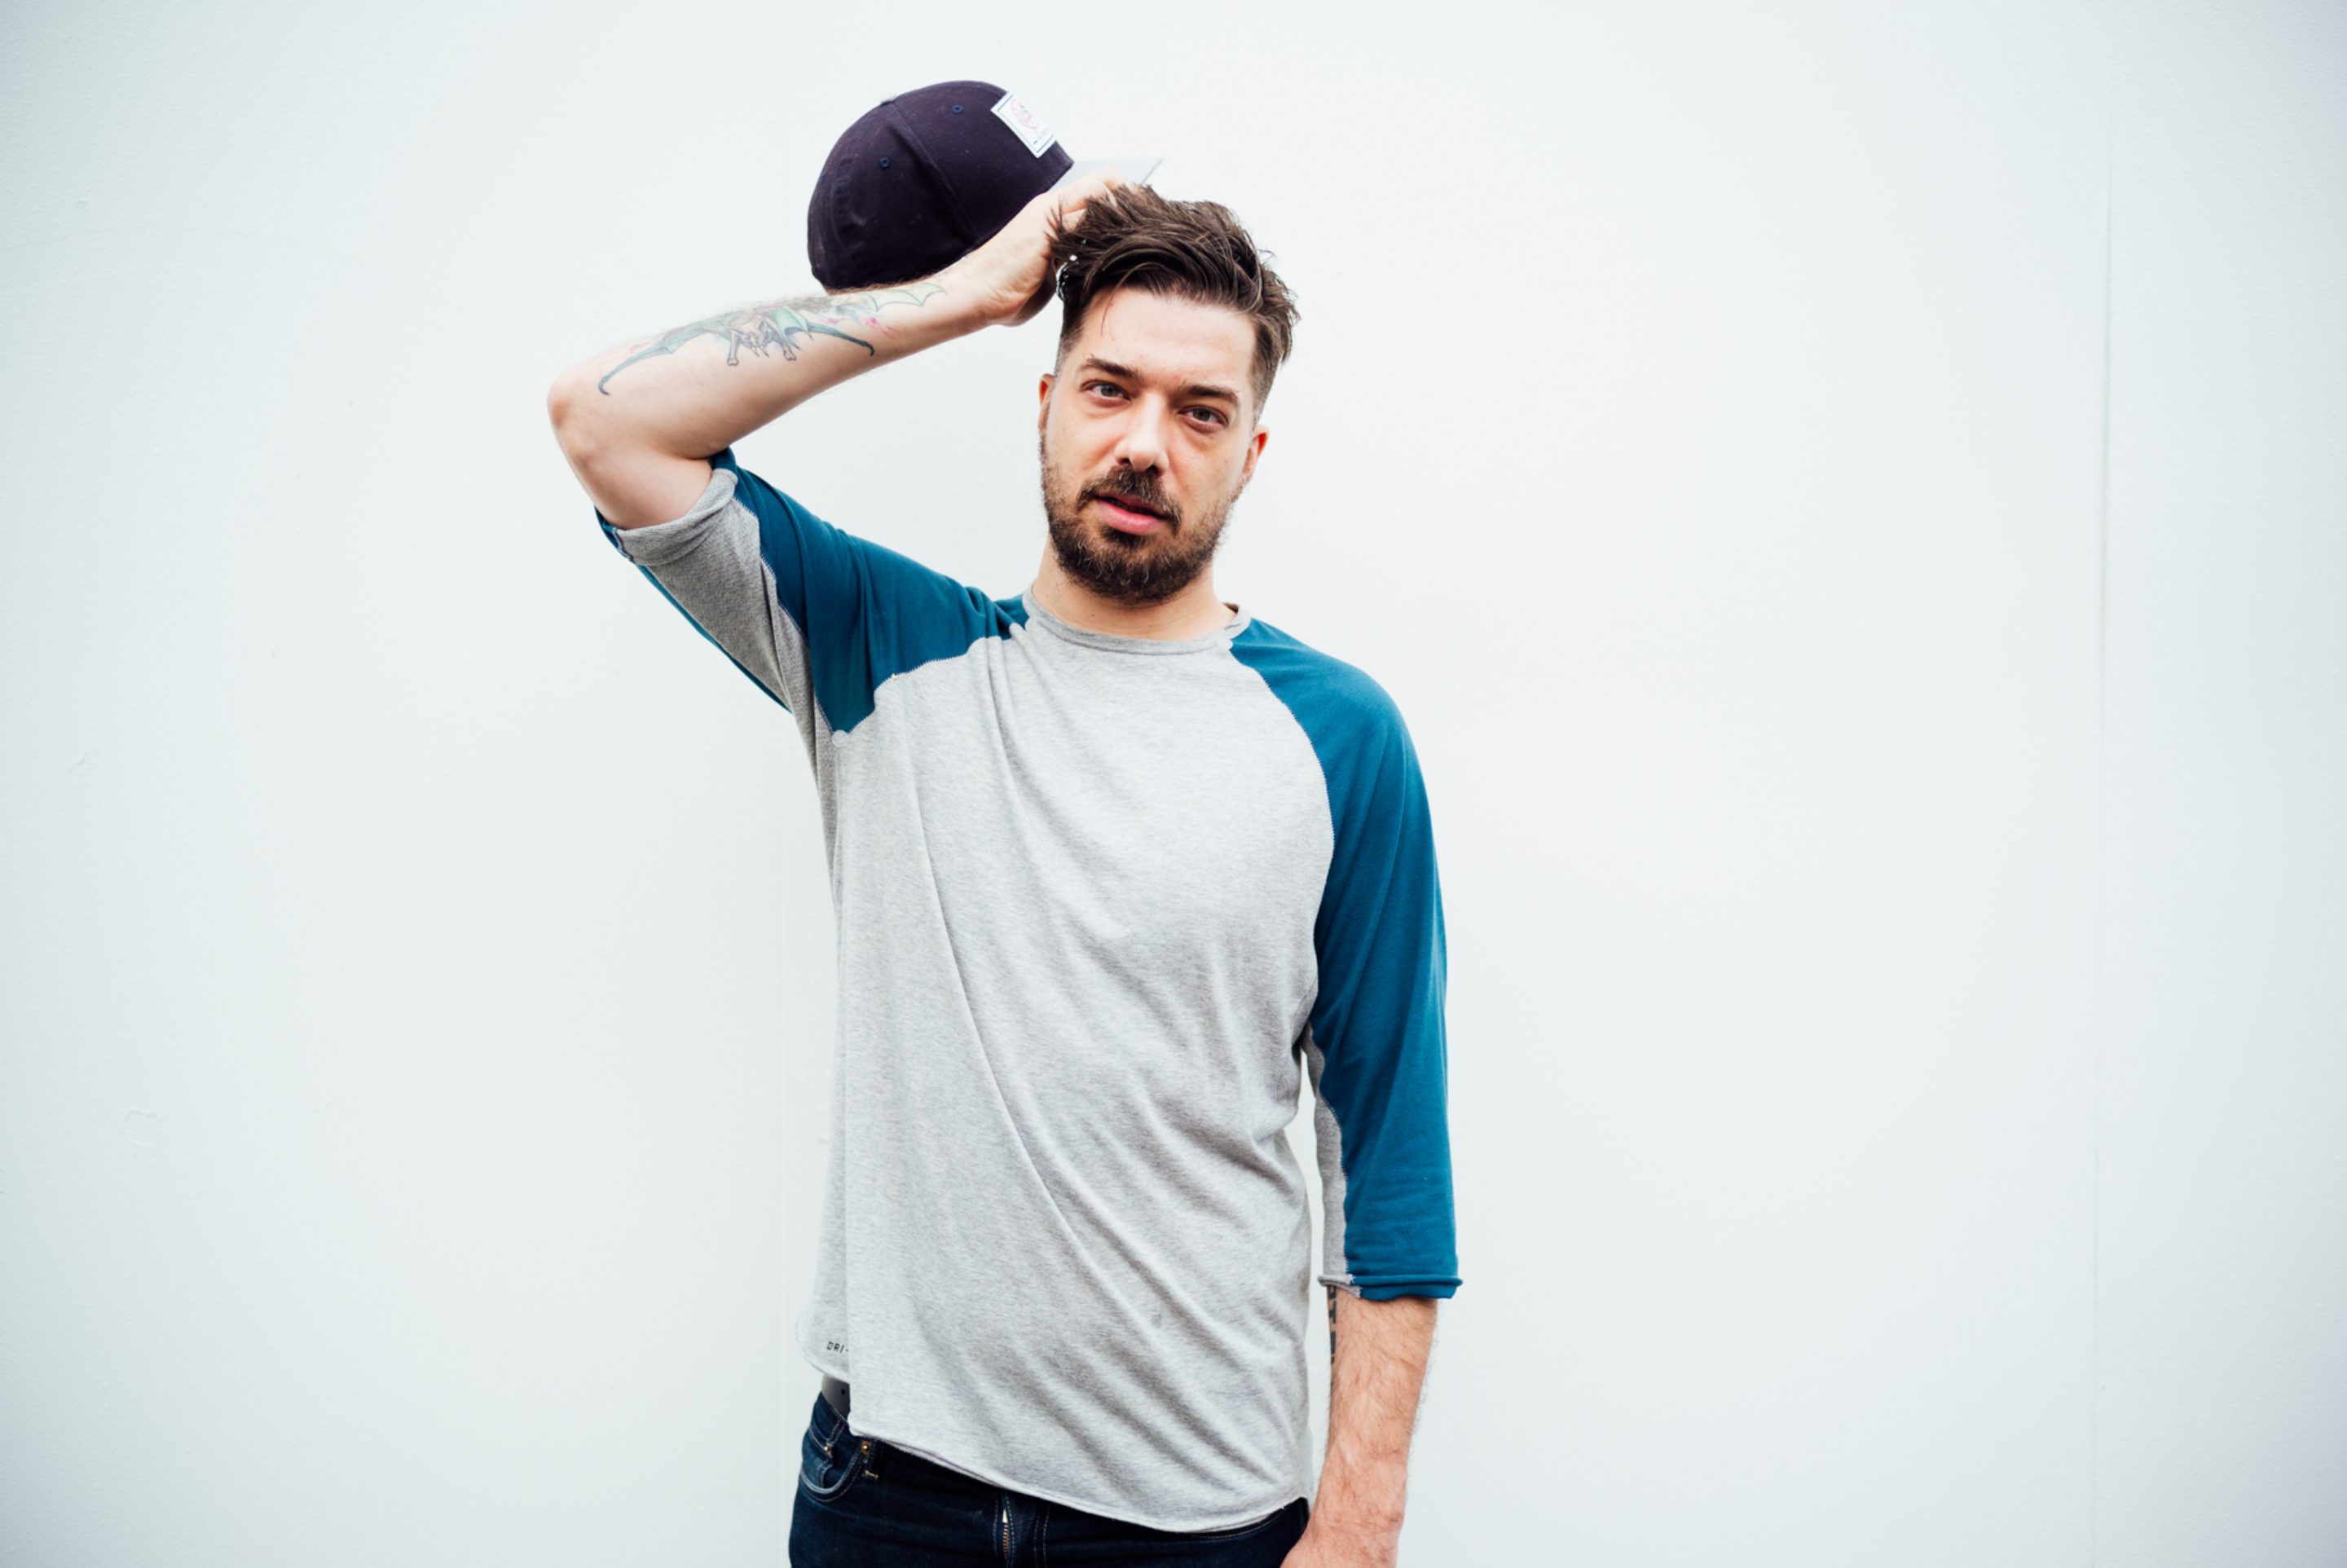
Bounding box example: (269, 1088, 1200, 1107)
(1038, 429, 1240, 608)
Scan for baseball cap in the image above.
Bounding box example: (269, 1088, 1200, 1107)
(807, 81, 1160, 291)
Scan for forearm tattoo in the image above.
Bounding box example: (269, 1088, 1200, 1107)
(1328, 1288, 1339, 1365)
(593, 281, 946, 395)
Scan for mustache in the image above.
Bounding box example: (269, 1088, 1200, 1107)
(1083, 473, 1177, 522)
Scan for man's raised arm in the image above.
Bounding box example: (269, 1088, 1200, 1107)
(545, 170, 1125, 531)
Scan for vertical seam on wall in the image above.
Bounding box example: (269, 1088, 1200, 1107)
(2092, 19, 2116, 1562)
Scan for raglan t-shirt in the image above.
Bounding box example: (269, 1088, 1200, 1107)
(595, 447, 1459, 1532)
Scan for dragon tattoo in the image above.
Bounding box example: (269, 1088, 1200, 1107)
(594, 282, 946, 395)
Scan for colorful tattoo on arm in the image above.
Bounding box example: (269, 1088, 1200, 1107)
(593, 282, 946, 395)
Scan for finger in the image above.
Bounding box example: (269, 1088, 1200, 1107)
(1050, 173, 1127, 227)
(1056, 170, 1127, 209)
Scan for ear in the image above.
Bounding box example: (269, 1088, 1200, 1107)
(1037, 372, 1054, 433)
(1238, 423, 1270, 487)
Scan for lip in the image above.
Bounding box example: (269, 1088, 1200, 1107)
(1091, 495, 1169, 534)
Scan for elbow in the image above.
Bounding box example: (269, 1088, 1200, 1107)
(546, 367, 587, 436)
(546, 368, 604, 466)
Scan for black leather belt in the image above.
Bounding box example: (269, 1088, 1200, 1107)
(821, 1373, 852, 1419)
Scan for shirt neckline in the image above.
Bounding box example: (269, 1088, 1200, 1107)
(1020, 587, 1253, 655)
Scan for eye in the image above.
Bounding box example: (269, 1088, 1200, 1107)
(1084, 380, 1127, 400)
(1187, 406, 1228, 427)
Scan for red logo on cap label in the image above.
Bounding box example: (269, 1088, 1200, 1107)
(991, 92, 1058, 158)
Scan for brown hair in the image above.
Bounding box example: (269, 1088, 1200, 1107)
(1045, 184, 1299, 420)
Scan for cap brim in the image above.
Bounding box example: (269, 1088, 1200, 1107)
(1051, 156, 1161, 191)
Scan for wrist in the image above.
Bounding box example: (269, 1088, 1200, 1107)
(1310, 1503, 1404, 1539)
(933, 255, 1034, 332)
(1299, 1504, 1403, 1566)
(1312, 1462, 1407, 1535)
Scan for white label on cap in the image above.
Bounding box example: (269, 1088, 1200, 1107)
(991, 92, 1058, 158)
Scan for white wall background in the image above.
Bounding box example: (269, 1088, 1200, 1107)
(2, 1, 2340, 1563)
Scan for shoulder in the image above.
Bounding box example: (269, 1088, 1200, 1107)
(1236, 618, 1442, 883)
(1231, 614, 1416, 753)
(714, 445, 1014, 628)
(1231, 617, 1428, 829)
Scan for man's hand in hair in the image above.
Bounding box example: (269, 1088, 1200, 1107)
(943, 168, 1128, 328)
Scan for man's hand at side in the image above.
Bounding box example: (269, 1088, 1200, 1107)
(1282, 1292, 1438, 1567)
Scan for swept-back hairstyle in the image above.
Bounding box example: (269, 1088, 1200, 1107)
(1045, 184, 1299, 420)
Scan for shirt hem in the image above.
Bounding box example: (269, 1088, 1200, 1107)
(843, 1412, 1306, 1535)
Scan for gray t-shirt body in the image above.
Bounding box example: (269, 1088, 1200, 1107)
(598, 450, 1458, 1531)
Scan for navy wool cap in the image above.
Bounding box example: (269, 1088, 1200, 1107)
(808, 81, 1075, 291)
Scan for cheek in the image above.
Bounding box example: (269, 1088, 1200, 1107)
(1200, 446, 1247, 493)
(1046, 410, 1101, 464)
(1041, 432, 1094, 499)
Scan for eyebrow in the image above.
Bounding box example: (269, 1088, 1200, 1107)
(1076, 356, 1242, 409)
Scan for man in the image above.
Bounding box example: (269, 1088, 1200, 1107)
(546, 173, 1460, 1567)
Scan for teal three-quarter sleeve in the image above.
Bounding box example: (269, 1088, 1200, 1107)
(1231, 623, 1461, 1300)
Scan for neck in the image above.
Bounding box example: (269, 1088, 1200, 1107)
(1028, 551, 1236, 641)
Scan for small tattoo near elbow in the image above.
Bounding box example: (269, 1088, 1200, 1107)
(1328, 1289, 1338, 1364)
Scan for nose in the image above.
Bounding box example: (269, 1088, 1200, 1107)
(1109, 394, 1174, 478)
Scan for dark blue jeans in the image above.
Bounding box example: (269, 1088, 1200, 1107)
(789, 1390, 1311, 1566)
